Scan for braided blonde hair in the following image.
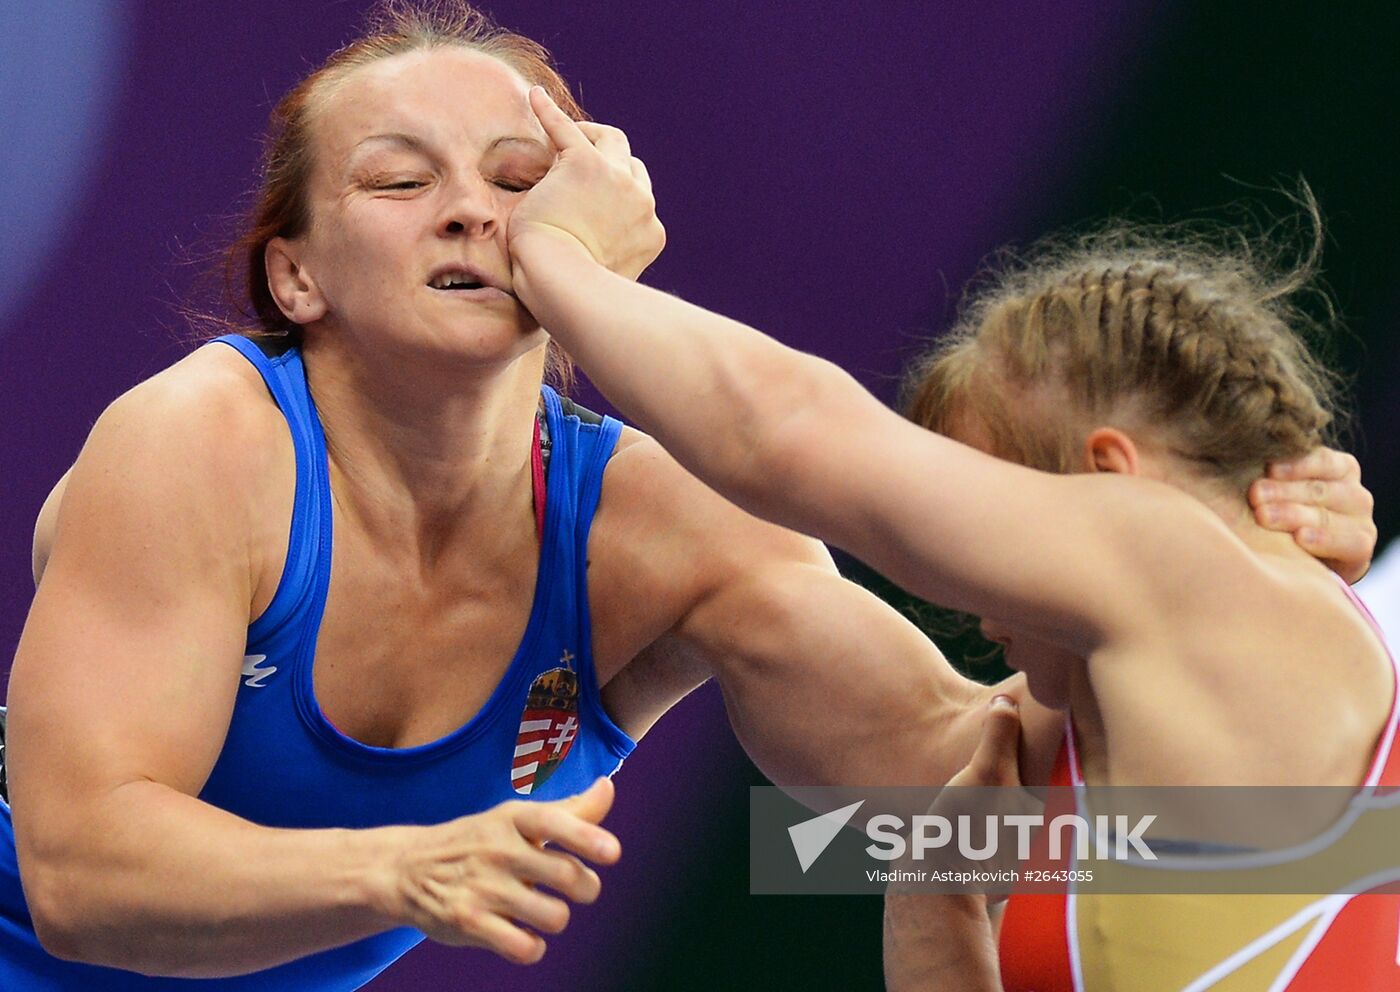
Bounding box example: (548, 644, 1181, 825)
(903, 206, 1341, 489)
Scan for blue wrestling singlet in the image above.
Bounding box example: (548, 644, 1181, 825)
(0, 334, 635, 990)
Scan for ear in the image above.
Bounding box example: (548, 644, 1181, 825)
(265, 237, 327, 325)
(1080, 426, 1141, 476)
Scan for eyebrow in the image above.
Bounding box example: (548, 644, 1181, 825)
(350, 133, 551, 158)
(486, 135, 552, 157)
(351, 132, 436, 157)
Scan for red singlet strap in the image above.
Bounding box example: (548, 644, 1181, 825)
(531, 413, 546, 542)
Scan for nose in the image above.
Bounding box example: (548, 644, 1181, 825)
(438, 177, 500, 240)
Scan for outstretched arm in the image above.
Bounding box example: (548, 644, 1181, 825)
(511, 88, 1377, 647)
(513, 90, 1177, 645)
(587, 432, 1065, 792)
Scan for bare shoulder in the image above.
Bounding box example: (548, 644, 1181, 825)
(597, 426, 831, 571)
(586, 427, 834, 700)
(35, 341, 290, 587)
(70, 341, 281, 486)
(110, 340, 282, 447)
(590, 428, 832, 614)
(1086, 485, 1394, 784)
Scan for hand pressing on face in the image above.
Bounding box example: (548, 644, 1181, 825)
(509, 86, 665, 284)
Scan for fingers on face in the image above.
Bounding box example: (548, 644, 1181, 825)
(576, 120, 633, 162)
(528, 86, 590, 152)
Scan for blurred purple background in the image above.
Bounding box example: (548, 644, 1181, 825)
(4, 2, 1395, 989)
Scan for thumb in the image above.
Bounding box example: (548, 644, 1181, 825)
(967, 696, 1022, 787)
(555, 776, 616, 825)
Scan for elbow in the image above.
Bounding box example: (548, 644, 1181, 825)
(733, 356, 859, 527)
(25, 864, 93, 965)
(24, 864, 156, 974)
(26, 865, 245, 979)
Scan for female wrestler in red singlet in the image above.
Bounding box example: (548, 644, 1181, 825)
(505, 88, 1396, 990)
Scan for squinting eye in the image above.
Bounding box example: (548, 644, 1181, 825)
(379, 180, 426, 191)
(492, 179, 535, 193)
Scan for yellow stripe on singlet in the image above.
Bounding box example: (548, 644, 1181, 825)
(1075, 893, 1323, 990)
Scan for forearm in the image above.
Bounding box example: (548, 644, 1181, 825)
(515, 235, 845, 520)
(884, 893, 1001, 992)
(513, 237, 1141, 643)
(24, 780, 401, 978)
(683, 561, 988, 789)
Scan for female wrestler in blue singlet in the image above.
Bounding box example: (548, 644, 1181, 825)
(1, 5, 1044, 986)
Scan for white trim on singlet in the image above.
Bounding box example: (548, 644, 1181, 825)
(1336, 577, 1400, 789)
(1174, 894, 1348, 992)
(1264, 895, 1354, 992)
(1063, 715, 1087, 992)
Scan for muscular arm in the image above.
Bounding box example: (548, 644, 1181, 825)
(11, 358, 618, 976)
(8, 365, 400, 976)
(883, 699, 1023, 992)
(513, 96, 1378, 654)
(518, 229, 1176, 649)
(590, 433, 1063, 791)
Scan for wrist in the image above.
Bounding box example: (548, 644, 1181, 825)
(884, 891, 998, 991)
(343, 825, 413, 929)
(884, 889, 990, 936)
(510, 225, 595, 277)
(510, 227, 612, 314)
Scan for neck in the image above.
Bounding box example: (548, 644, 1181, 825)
(300, 332, 548, 565)
(1179, 472, 1318, 567)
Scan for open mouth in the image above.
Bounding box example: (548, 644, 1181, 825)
(429, 271, 488, 292)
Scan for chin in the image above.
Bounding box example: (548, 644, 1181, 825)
(1023, 669, 1073, 711)
(418, 314, 547, 364)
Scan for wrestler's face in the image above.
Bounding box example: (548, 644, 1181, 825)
(979, 618, 1075, 710)
(288, 47, 554, 366)
(947, 407, 1080, 710)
